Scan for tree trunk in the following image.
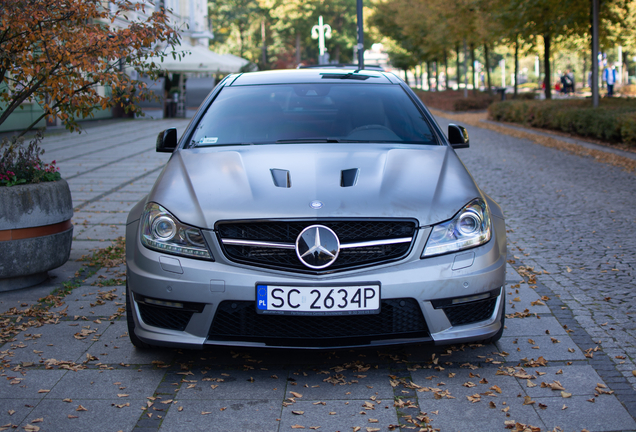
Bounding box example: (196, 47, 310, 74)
(582, 49, 587, 89)
(435, 61, 439, 91)
(544, 33, 551, 100)
(295, 32, 301, 65)
(427, 62, 432, 90)
(444, 50, 449, 90)
(456, 44, 461, 91)
(404, 70, 409, 86)
(261, 20, 267, 66)
(514, 37, 519, 98)
(484, 44, 493, 95)
(470, 44, 476, 96)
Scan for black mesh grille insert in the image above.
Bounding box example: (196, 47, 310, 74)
(208, 298, 429, 347)
(441, 297, 497, 326)
(216, 220, 417, 273)
(138, 303, 194, 331)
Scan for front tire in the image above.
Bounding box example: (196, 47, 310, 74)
(126, 284, 151, 349)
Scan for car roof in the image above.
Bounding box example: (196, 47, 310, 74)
(228, 68, 398, 86)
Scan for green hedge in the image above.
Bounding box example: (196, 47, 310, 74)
(488, 99, 636, 146)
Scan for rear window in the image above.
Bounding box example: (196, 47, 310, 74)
(189, 84, 437, 147)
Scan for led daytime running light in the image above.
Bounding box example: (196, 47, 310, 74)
(140, 203, 213, 260)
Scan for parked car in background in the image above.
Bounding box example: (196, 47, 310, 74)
(125, 68, 507, 349)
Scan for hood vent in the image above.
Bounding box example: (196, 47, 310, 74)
(270, 169, 291, 188)
(341, 168, 359, 187)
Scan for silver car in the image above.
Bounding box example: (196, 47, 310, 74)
(125, 68, 507, 349)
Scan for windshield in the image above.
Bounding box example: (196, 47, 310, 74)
(189, 83, 437, 147)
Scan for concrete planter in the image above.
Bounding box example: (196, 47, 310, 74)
(0, 179, 74, 291)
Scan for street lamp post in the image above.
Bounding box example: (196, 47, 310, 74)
(357, 0, 364, 69)
(311, 16, 332, 65)
(592, 0, 599, 107)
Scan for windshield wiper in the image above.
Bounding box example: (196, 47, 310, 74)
(275, 138, 341, 143)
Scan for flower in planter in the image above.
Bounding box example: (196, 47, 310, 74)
(0, 132, 60, 187)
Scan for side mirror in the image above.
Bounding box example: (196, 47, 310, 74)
(156, 128, 178, 153)
(448, 124, 469, 149)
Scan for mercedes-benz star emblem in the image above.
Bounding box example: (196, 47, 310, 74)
(296, 225, 340, 269)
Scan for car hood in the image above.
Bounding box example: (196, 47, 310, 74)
(147, 144, 481, 229)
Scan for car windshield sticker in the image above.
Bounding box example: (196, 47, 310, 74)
(199, 137, 218, 144)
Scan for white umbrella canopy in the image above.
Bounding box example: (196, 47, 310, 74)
(148, 43, 249, 74)
(218, 53, 255, 72)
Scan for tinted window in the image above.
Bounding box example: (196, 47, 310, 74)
(189, 84, 436, 146)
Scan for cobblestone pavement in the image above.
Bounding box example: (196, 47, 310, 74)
(1, 116, 635, 431)
(435, 116, 636, 386)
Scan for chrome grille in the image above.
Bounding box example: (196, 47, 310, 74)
(216, 220, 417, 273)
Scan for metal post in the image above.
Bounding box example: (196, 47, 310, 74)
(357, 0, 364, 69)
(592, 0, 599, 107)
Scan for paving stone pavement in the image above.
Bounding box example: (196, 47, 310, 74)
(1, 115, 635, 432)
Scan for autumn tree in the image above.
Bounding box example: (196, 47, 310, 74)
(0, 0, 179, 135)
(208, 0, 263, 59)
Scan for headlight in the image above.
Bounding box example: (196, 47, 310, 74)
(140, 203, 213, 260)
(422, 198, 491, 257)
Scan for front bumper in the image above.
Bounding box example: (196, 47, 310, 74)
(126, 215, 507, 349)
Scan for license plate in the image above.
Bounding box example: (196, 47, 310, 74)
(256, 284, 380, 316)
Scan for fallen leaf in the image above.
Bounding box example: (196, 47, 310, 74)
(523, 396, 535, 405)
(488, 401, 496, 409)
(561, 391, 572, 398)
(291, 425, 305, 429)
(76, 405, 87, 411)
(290, 392, 303, 398)
(292, 411, 304, 415)
(68, 415, 78, 419)
(117, 394, 129, 398)
(368, 419, 378, 423)
(63, 399, 72, 403)
(201, 411, 212, 415)
(37, 390, 50, 394)
(31, 419, 43, 423)
(219, 407, 227, 411)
